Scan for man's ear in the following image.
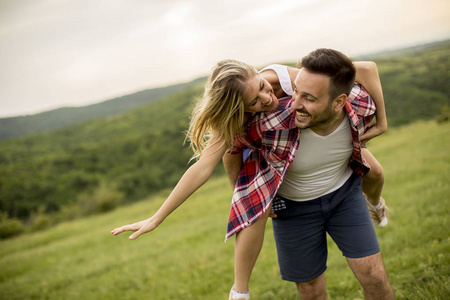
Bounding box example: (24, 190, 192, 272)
(333, 94, 347, 112)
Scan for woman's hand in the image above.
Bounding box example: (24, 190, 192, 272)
(360, 120, 387, 144)
(354, 61, 387, 144)
(111, 216, 162, 240)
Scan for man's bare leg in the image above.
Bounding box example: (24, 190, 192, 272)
(296, 273, 328, 300)
(347, 253, 395, 300)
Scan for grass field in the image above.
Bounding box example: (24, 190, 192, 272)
(1, 120, 449, 300)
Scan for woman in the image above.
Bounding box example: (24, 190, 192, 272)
(111, 58, 387, 300)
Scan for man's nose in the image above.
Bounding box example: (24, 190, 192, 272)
(292, 94, 303, 110)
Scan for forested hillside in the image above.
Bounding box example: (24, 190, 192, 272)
(373, 40, 450, 127)
(0, 77, 205, 140)
(0, 83, 205, 224)
(0, 40, 449, 237)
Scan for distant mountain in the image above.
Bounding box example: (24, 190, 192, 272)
(2, 39, 449, 142)
(0, 77, 206, 141)
(0, 40, 449, 222)
(355, 39, 450, 60)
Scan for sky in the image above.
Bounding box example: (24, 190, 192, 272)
(1, 0, 449, 118)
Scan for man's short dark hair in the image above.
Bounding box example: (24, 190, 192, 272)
(299, 48, 356, 100)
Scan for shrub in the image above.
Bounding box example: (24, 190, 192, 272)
(436, 105, 450, 124)
(28, 206, 52, 232)
(77, 182, 124, 216)
(30, 214, 52, 232)
(54, 203, 80, 223)
(0, 212, 25, 239)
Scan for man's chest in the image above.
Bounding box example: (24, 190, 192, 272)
(290, 120, 353, 174)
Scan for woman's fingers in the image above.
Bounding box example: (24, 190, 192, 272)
(111, 222, 141, 235)
(129, 229, 143, 240)
(111, 218, 158, 240)
(110, 226, 127, 235)
(129, 220, 157, 240)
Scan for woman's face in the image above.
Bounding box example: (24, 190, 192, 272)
(243, 74, 279, 113)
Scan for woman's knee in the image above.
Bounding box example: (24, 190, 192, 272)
(365, 161, 384, 183)
(362, 149, 384, 179)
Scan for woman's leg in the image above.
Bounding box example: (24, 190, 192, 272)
(361, 147, 384, 206)
(233, 205, 272, 293)
(361, 148, 388, 227)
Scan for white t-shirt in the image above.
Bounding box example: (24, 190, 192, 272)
(258, 64, 354, 201)
(277, 118, 354, 202)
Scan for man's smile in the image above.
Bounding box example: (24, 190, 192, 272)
(295, 111, 311, 121)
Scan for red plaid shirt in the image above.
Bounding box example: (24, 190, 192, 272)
(225, 83, 375, 240)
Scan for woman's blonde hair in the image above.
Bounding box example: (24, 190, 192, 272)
(187, 59, 258, 158)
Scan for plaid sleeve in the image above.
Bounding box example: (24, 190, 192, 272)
(348, 84, 376, 117)
(347, 83, 376, 135)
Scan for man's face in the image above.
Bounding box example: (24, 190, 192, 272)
(291, 68, 337, 134)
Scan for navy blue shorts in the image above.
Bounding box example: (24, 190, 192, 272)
(272, 173, 380, 283)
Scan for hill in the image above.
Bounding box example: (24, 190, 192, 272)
(0, 40, 449, 227)
(1, 40, 449, 142)
(372, 39, 450, 127)
(0, 77, 205, 141)
(0, 120, 448, 299)
(0, 82, 207, 221)
(356, 39, 450, 60)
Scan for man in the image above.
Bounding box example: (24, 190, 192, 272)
(225, 49, 395, 299)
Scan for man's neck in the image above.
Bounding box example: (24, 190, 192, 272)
(311, 110, 346, 136)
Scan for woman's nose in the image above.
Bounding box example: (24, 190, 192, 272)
(261, 93, 271, 106)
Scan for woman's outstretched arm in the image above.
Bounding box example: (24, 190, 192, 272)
(111, 137, 227, 240)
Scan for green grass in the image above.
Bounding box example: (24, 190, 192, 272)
(1, 120, 449, 299)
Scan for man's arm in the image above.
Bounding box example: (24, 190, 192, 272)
(223, 151, 243, 189)
(354, 61, 387, 142)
